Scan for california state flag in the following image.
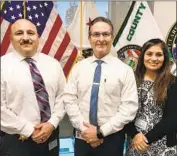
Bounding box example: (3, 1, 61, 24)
(112, 1, 163, 70)
(67, 1, 99, 50)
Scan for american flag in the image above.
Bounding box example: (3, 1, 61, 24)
(0, 1, 78, 77)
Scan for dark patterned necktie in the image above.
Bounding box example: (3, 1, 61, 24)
(89, 60, 104, 126)
(25, 58, 51, 122)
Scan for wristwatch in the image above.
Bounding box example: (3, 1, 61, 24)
(97, 127, 104, 139)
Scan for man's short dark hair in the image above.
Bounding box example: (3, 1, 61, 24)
(88, 16, 114, 36)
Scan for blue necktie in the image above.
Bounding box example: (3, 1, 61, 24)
(89, 60, 104, 126)
(25, 58, 51, 122)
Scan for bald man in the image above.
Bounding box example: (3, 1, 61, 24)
(1, 19, 66, 156)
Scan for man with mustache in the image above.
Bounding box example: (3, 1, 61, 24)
(63, 16, 138, 156)
(1, 19, 66, 156)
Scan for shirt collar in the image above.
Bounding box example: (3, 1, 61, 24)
(13, 50, 40, 62)
(90, 53, 112, 64)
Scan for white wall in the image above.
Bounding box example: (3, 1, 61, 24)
(154, 1, 176, 39)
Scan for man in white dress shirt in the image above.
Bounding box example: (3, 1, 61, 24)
(1, 19, 66, 156)
(63, 16, 138, 156)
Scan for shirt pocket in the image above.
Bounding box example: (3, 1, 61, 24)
(104, 79, 121, 110)
(104, 77, 122, 101)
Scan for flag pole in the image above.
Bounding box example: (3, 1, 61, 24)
(79, 1, 83, 58)
(0, 0, 5, 11)
(23, 0, 26, 19)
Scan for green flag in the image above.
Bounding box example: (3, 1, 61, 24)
(113, 1, 164, 70)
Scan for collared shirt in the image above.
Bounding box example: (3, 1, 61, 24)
(63, 53, 138, 137)
(1, 51, 66, 137)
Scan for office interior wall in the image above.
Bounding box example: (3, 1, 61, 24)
(154, 1, 176, 39)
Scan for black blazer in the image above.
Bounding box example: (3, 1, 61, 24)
(124, 75, 177, 147)
(145, 75, 177, 147)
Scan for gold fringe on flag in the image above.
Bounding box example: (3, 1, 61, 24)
(79, 1, 83, 58)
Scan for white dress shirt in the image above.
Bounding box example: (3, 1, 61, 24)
(1, 51, 66, 137)
(63, 53, 138, 137)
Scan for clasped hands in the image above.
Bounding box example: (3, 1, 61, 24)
(31, 122, 54, 144)
(81, 122, 104, 148)
(132, 132, 149, 152)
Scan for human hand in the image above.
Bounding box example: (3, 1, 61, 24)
(31, 128, 40, 138)
(90, 139, 104, 148)
(81, 122, 97, 143)
(32, 122, 55, 144)
(132, 133, 149, 152)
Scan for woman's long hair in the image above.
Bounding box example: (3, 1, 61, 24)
(135, 38, 174, 104)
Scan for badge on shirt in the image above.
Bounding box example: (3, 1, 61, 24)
(48, 139, 58, 151)
(135, 119, 147, 130)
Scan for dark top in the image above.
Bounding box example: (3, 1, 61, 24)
(124, 75, 177, 147)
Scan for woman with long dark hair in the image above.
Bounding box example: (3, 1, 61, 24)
(125, 38, 177, 156)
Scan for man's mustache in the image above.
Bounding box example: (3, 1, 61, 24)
(20, 39, 32, 45)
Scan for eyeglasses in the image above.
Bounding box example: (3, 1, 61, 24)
(90, 32, 112, 38)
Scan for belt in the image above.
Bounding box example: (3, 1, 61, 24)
(19, 135, 28, 142)
(0, 132, 28, 142)
(14, 134, 29, 142)
(74, 129, 84, 140)
(15, 127, 59, 142)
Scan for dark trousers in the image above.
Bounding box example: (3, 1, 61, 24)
(74, 130, 125, 156)
(2, 128, 59, 156)
(0, 131, 8, 156)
